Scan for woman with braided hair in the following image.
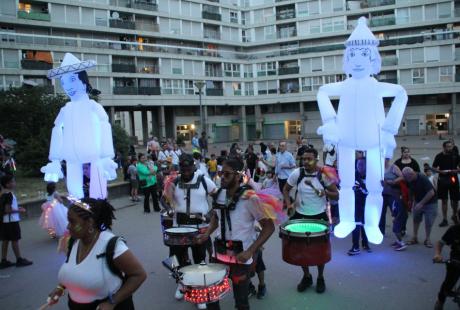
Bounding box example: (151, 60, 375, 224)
(46, 198, 146, 310)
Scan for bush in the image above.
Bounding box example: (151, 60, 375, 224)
(112, 123, 130, 157)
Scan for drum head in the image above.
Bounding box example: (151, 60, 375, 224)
(285, 222, 327, 233)
(165, 227, 198, 234)
(180, 263, 228, 286)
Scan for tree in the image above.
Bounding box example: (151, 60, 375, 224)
(0, 86, 66, 176)
(112, 123, 130, 157)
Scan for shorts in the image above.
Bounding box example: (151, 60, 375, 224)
(412, 203, 437, 227)
(437, 177, 459, 201)
(130, 179, 138, 190)
(291, 211, 328, 222)
(250, 249, 266, 277)
(0, 222, 21, 241)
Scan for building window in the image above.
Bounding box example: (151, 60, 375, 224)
(163, 79, 183, 94)
(301, 77, 312, 92)
(172, 59, 182, 74)
(412, 68, 424, 84)
(224, 63, 240, 77)
(312, 76, 323, 90)
(233, 82, 241, 95)
(257, 62, 276, 77)
(324, 74, 345, 84)
(264, 26, 275, 40)
(244, 65, 253, 78)
(184, 80, 194, 94)
(245, 82, 254, 96)
(230, 11, 238, 23)
(439, 66, 453, 82)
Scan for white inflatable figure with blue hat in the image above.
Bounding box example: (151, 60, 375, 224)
(316, 17, 407, 244)
(41, 53, 117, 199)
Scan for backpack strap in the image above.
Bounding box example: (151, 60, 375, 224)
(65, 237, 76, 263)
(294, 168, 306, 201)
(96, 236, 126, 280)
(199, 174, 208, 196)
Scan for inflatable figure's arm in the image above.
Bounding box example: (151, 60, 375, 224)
(379, 83, 408, 135)
(317, 83, 342, 123)
(41, 108, 65, 182)
(93, 102, 115, 159)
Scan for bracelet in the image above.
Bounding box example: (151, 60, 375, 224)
(56, 285, 65, 293)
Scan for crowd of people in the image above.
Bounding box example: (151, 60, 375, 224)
(0, 133, 459, 310)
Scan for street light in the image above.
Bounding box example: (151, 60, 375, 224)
(194, 81, 205, 133)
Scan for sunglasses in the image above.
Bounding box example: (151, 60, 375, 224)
(222, 171, 238, 178)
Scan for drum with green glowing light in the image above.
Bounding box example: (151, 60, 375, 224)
(279, 219, 331, 266)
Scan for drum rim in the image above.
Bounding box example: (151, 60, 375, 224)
(280, 219, 329, 237)
(180, 269, 229, 287)
(165, 227, 199, 233)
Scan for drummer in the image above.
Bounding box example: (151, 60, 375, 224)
(283, 148, 339, 294)
(165, 153, 217, 305)
(197, 156, 275, 310)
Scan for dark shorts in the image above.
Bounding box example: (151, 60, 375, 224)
(413, 203, 438, 227)
(437, 177, 459, 201)
(130, 179, 138, 190)
(254, 249, 266, 274)
(291, 211, 328, 222)
(0, 222, 21, 241)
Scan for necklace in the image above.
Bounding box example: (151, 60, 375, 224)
(77, 231, 99, 264)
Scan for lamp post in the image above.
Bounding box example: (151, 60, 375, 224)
(194, 81, 205, 133)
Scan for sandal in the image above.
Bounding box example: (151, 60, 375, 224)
(407, 239, 419, 245)
(424, 240, 433, 248)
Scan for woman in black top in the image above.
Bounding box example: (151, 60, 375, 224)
(394, 147, 420, 172)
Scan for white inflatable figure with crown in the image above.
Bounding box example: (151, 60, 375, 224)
(41, 53, 117, 199)
(316, 17, 407, 244)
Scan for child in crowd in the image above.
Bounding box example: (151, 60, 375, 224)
(128, 158, 140, 202)
(0, 174, 32, 269)
(207, 154, 218, 181)
(38, 182, 68, 238)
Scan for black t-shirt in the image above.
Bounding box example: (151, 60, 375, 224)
(245, 153, 258, 169)
(442, 224, 460, 260)
(432, 152, 460, 179)
(407, 173, 437, 204)
(394, 158, 420, 173)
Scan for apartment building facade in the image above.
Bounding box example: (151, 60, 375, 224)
(0, 0, 459, 144)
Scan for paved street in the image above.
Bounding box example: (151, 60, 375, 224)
(0, 195, 458, 310)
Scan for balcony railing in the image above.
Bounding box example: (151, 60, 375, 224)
(379, 78, 398, 83)
(139, 86, 161, 95)
(278, 67, 299, 75)
(277, 29, 297, 39)
(135, 23, 159, 32)
(128, 0, 158, 11)
(205, 71, 223, 77)
(381, 56, 398, 66)
(137, 65, 159, 74)
(21, 59, 53, 70)
(109, 19, 136, 30)
(204, 31, 221, 40)
(206, 89, 223, 96)
(202, 11, 221, 21)
(276, 12, 296, 20)
(113, 86, 137, 95)
(280, 86, 299, 94)
(112, 63, 136, 73)
(367, 0, 395, 7)
(18, 10, 50, 22)
(370, 16, 395, 27)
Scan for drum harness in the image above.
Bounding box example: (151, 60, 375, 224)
(174, 174, 210, 227)
(294, 168, 327, 201)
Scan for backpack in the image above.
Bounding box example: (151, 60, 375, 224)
(66, 235, 126, 279)
(294, 167, 326, 201)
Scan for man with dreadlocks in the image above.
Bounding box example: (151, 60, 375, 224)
(197, 157, 278, 310)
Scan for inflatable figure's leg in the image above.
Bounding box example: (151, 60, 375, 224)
(66, 162, 84, 199)
(90, 160, 108, 199)
(334, 145, 356, 238)
(364, 147, 384, 244)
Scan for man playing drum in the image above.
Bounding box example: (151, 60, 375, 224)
(197, 157, 275, 310)
(283, 148, 339, 293)
(163, 153, 217, 307)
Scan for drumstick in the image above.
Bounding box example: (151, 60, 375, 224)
(37, 302, 50, 310)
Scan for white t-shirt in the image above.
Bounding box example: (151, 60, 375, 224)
(2, 192, 20, 223)
(214, 189, 264, 265)
(171, 149, 181, 165)
(173, 172, 216, 228)
(58, 230, 129, 303)
(287, 168, 331, 216)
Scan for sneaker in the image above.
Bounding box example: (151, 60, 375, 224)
(362, 245, 372, 253)
(390, 241, 399, 248)
(347, 248, 361, 256)
(16, 257, 33, 267)
(175, 285, 184, 300)
(248, 282, 257, 298)
(394, 241, 407, 251)
(257, 285, 266, 299)
(316, 277, 326, 294)
(197, 304, 207, 309)
(0, 259, 15, 269)
(297, 274, 313, 292)
(439, 219, 448, 227)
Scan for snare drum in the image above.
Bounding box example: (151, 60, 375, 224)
(163, 227, 199, 246)
(279, 219, 331, 266)
(180, 263, 231, 304)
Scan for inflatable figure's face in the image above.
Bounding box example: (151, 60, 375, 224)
(347, 47, 372, 79)
(60, 72, 87, 100)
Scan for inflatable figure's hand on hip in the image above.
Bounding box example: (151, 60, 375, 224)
(99, 158, 118, 181)
(381, 130, 396, 158)
(41, 161, 64, 183)
(317, 121, 339, 144)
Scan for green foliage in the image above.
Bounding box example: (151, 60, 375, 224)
(176, 135, 185, 147)
(112, 123, 130, 157)
(0, 86, 67, 176)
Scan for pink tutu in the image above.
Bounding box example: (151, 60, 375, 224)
(258, 184, 283, 200)
(39, 200, 68, 237)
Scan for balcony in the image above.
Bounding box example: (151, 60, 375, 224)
(202, 11, 221, 21)
(456, 73, 460, 82)
(139, 86, 161, 95)
(370, 16, 395, 27)
(276, 11, 295, 21)
(367, 0, 395, 7)
(18, 10, 50, 22)
(21, 59, 53, 70)
(277, 29, 297, 39)
(112, 63, 136, 73)
(109, 19, 136, 30)
(278, 67, 299, 75)
(137, 65, 159, 74)
(128, 0, 158, 11)
(204, 31, 221, 40)
(379, 78, 397, 83)
(206, 89, 223, 96)
(381, 56, 398, 66)
(113, 86, 137, 95)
